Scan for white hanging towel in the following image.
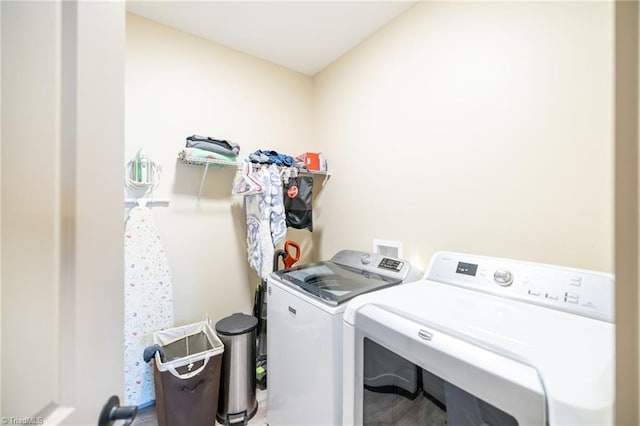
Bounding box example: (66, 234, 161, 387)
(124, 205, 175, 406)
(245, 165, 286, 280)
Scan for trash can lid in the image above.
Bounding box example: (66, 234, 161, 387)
(215, 313, 258, 336)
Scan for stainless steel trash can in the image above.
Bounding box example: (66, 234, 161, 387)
(215, 313, 258, 425)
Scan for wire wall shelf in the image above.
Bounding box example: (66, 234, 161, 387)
(179, 155, 331, 203)
(180, 156, 240, 168)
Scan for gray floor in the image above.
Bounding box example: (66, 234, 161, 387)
(363, 389, 447, 426)
(132, 388, 444, 425)
(132, 388, 267, 426)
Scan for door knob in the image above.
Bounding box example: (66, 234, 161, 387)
(98, 395, 138, 426)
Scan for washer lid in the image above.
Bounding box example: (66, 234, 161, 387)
(271, 261, 402, 306)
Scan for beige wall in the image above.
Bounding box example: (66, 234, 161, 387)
(0, 1, 2, 415)
(1, 1, 61, 416)
(1, 1, 124, 423)
(1, 0, 3, 417)
(65, 2, 125, 422)
(313, 1, 614, 274)
(615, 1, 640, 424)
(125, 14, 314, 326)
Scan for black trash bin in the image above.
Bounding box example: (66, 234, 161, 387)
(215, 313, 259, 425)
(152, 320, 224, 426)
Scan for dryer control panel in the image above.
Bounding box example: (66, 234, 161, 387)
(426, 252, 614, 323)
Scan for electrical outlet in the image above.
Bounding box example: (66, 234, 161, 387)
(373, 239, 403, 259)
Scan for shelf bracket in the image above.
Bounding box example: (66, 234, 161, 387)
(197, 162, 210, 204)
(321, 171, 331, 187)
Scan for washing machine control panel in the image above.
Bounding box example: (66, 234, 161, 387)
(378, 257, 405, 272)
(331, 249, 419, 281)
(358, 253, 404, 272)
(426, 252, 614, 322)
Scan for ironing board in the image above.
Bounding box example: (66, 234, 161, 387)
(124, 203, 175, 406)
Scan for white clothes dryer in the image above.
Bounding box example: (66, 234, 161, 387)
(343, 251, 615, 426)
(267, 250, 421, 426)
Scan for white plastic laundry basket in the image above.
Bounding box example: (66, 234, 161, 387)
(153, 320, 224, 379)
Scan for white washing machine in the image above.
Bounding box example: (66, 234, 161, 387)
(343, 251, 615, 425)
(266, 250, 421, 426)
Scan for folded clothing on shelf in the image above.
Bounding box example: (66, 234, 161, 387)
(186, 134, 240, 157)
(249, 150, 294, 167)
(179, 147, 238, 163)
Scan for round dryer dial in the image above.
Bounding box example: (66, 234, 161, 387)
(361, 254, 372, 265)
(494, 270, 514, 286)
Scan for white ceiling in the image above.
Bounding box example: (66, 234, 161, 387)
(125, 1, 416, 76)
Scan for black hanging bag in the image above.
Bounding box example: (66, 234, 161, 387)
(283, 176, 313, 232)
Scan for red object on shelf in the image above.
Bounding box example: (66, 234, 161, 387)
(305, 152, 320, 171)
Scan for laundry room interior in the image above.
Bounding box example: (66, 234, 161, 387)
(1, 1, 639, 425)
(125, 0, 614, 323)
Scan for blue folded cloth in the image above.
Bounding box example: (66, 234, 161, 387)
(249, 150, 270, 163)
(249, 150, 293, 166)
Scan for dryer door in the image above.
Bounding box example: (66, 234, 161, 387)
(345, 305, 546, 426)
